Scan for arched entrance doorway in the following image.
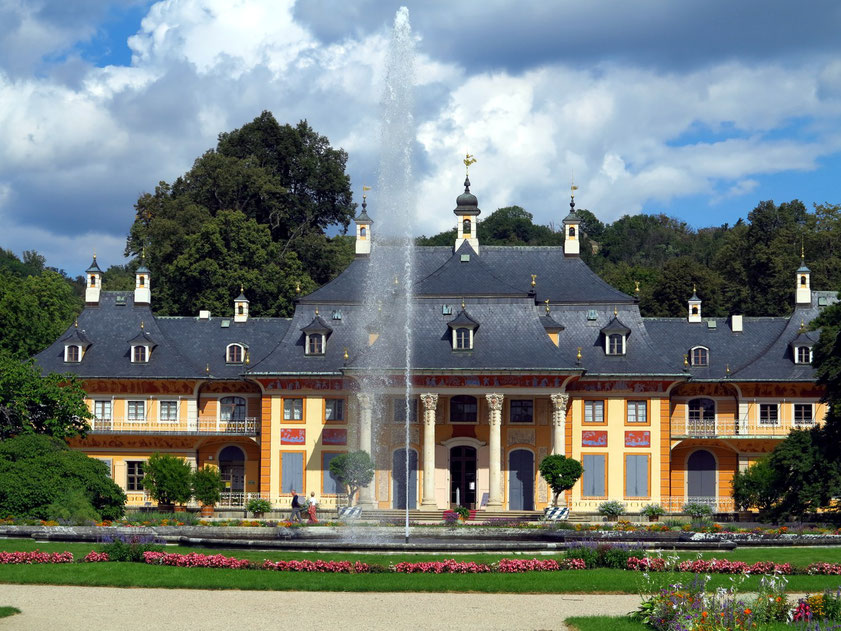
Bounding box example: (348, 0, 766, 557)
(508, 449, 534, 510)
(450, 446, 476, 508)
(219, 445, 246, 503)
(392, 448, 418, 509)
(687, 449, 716, 505)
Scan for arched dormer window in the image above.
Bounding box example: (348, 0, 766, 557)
(795, 346, 812, 364)
(690, 346, 709, 366)
(227, 343, 245, 363)
(601, 315, 630, 356)
(65, 345, 81, 363)
(455, 327, 472, 350)
(132, 345, 147, 363)
(301, 313, 332, 356)
(450, 395, 478, 423)
(463, 219, 471, 235)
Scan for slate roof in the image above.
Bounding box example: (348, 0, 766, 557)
(414, 242, 525, 297)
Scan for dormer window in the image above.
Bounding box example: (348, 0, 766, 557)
(65, 345, 81, 363)
(601, 314, 630, 356)
(132, 345, 147, 363)
(455, 327, 472, 350)
(307, 334, 325, 355)
(227, 343, 245, 363)
(796, 346, 812, 364)
(607, 333, 625, 355)
(690, 346, 709, 366)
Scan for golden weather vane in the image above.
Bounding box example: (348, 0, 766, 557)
(362, 185, 372, 199)
(570, 172, 579, 198)
(463, 153, 477, 176)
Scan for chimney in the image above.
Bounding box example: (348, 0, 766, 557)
(731, 314, 743, 333)
(199, 310, 211, 320)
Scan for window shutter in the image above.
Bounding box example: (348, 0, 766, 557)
(282, 453, 303, 493)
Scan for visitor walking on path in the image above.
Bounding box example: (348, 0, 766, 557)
(307, 491, 319, 523)
(290, 490, 302, 523)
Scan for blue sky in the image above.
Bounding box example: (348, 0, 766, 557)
(1, 0, 840, 274)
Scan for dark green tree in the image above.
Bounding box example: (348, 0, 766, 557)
(647, 256, 726, 318)
(141, 453, 194, 507)
(731, 457, 777, 512)
(192, 465, 225, 508)
(0, 352, 92, 440)
(328, 450, 374, 507)
(538, 455, 583, 507)
(0, 434, 126, 520)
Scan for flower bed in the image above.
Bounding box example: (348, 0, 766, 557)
(262, 560, 370, 573)
(143, 551, 251, 569)
(83, 551, 110, 563)
(0, 551, 74, 564)
(628, 556, 796, 574)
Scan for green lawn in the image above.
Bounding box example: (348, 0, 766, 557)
(2, 538, 841, 593)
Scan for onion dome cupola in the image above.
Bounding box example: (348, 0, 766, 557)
(796, 246, 811, 306)
(454, 154, 481, 253)
(85, 254, 103, 304)
(301, 310, 333, 355)
(128, 322, 157, 363)
(600, 311, 631, 356)
(563, 183, 581, 257)
(134, 253, 151, 306)
(688, 285, 702, 323)
(447, 302, 479, 350)
(355, 186, 373, 256)
(234, 286, 249, 323)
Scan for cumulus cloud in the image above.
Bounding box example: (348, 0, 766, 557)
(1, 0, 841, 273)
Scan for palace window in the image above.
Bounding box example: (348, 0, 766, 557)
(454, 328, 472, 350)
(126, 461, 145, 491)
(325, 398, 345, 422)
(227, 344, 244, 363)
(688, 398, 715, 423)
(221, 396, 246, 422)
(283, 398, 304, 422)
(393, 398, 419, 423)
(64, 345, 81, 363)
(690, 346, 709, 366)
(582, 454, 606, 497)
(625, 454, 649, 498)
(510, 399, 534, 423)
(94, 400, 111, 422)
(450, 395, 478, 423)
(127, 400, 145, 422)
(759, 403, 779, 425)
(606, 333, 626, 355)
(132, 345, 148, 363)
(306, 334, 325, 355)
(794, 403, 813, 425)
(159, 400, 179, 422)
(584, 400, 605, 423)
(627, 400, 647, 423)
(795, 346, 812, 364)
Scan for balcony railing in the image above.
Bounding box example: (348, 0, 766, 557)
(89, 417, 260, 436)
(673, 418, 815, 439)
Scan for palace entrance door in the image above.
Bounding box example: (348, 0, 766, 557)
(449, 446, 476, 508)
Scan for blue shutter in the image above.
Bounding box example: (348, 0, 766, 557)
(281, 453, 303, 493)
(583, 455, 605, 497)
(323, 453, 343, 495)
(625, 455, 648, 497)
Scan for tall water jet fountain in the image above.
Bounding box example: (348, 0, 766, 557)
(355, 6, 416, 543)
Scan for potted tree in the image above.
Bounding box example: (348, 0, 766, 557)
(246, 498, 272, 518)
(641, 503, 666, 522)
(328, 450, 375, 509)
(598, 500, 626, 522)
(141, 453, 193, 512)
(538, 455, 583, 508)
(192, 465, 225, 517)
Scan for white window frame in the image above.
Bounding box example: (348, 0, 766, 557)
(324, 398, 345, 422)
(606, 334, 625, 356)
(127, 400, 146, 422)
(283, 397, 304, 421)
(226, 343, 244, 363)
(453, 327, 473, 350)
(793, 403, 814, 425)
(627, 400, 647, 424)
(132, 345, 149, 363)
(690, 346, 709, 366)
(93, 400, 112, 421)
(584, 400, 605, 423)
(306, 334, 325, 355)
(159, 399, 180, 423)
(64, 345, 81, 363)
(795, 346, 812, 364)
(759, 403, 779, 426)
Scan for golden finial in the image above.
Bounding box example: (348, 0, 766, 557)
(693, 283, 697, 294)
(205, 363, 210, 374)
(613, 305, 618, 317)
(74, 319, 78, 328)
(725, 364, 731, 376)
(377, 302, 382, 313)
(315, 307, 319, 316)
(531, 274, 537, 288)
(801, 236, 805, 260)
(140, 320, 144, 330)
(461, 297, 466, 310)
(393, 275, 399, 286)
(245, 350, 250, 365)
(343, 347, 349, 362)
(544, 299, 550, 314)
(683, 354, 689, 368)
(362, 185, 371, 199)
(295, 281, 301, 295)
(570, 172, 579, 199)
(463, 153, 477, 176)
(800, 319, 806, 332)
(576, 347, 582, 362)
(93, 249, 97, 259)
(634, 281, 640, 294)
(240, 285, 244, 294)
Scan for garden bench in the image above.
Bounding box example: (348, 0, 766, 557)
(542, 507, 570, 521)
(337, 506, 362, 521)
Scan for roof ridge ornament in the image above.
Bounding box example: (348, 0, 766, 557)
(544, 299, 550, 314)
(464, 153, 476, 178)
(531, 274, 537, 289)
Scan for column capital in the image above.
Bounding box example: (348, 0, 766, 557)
(356, 392, 373, 411)
(420, 393, 439, 411)
(550, 393, 569, 411)
(485, 392, 504, 412)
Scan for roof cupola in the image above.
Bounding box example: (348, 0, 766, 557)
(85, 254, 102, 304)
(355, 185, 373, 256)
(562, 183, 581, 257)
(134, 251, 151, 306)
(688, 285, 702, 323)
(796, 244, 811, 306)
(454, 154, 481, 253)
(234, 286, 249, 323)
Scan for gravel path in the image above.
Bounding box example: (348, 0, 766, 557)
(0, 584, 642, 630)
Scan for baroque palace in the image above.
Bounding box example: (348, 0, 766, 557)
(35, 180, 835, 514)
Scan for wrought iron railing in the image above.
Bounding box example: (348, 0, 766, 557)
(89, 417, 260, 436)
(674, 418, 814, 438)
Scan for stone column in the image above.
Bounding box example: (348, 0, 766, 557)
(550, 393, 569, 456)
(485, 393, 504, 509)
(419, 393, 439, 510)
(356, 393, 375, 507)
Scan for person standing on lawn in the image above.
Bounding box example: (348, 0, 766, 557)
(290, 489, 302, 523)
(307, 491, 318, 523)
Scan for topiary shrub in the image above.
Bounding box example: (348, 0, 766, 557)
(0, 434, 125, 520)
